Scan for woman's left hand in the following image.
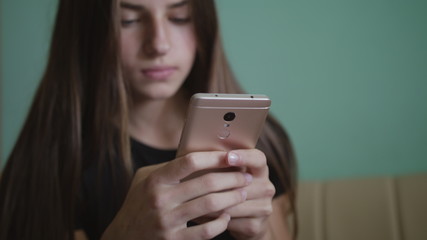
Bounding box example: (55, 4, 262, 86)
(224, 149, 276, 240)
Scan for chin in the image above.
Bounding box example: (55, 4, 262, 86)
(129, 75, 186, 102)
(138, 87, 181, 101)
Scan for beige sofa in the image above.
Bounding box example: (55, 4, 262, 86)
(296, 173, 427, 240)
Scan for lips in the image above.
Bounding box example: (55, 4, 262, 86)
(141, 66, 177, 80)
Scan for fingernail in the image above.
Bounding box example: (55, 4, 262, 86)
(244, 173, 253, 184)
(228, 152, 240, 166)
(241, 190, 247, 201)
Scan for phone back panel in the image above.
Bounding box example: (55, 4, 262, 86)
(176, 94, 271, 157)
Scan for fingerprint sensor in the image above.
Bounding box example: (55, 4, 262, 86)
(217, 128, 230, 139)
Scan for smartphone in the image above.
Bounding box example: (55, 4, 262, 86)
(176, 93, 271, 157)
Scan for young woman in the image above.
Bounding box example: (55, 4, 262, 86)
(0, 0, 297, 239)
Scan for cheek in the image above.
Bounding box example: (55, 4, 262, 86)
(176, 29, 197, 64)
(187, 29, 197, 55)
(120, 32, 139, 66)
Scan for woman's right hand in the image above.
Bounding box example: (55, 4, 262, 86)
(101, 151, 252, 240)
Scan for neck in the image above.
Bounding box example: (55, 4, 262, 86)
(128, 90, 189, 150)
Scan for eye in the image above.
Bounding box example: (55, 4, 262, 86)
(169, 17, 191, 25)
(121, 19, 141, 27)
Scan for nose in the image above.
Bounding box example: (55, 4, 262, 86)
(143, 18, 171, 58)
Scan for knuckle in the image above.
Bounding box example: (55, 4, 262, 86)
(155, 215, 171, 231)
(254, 149, 267, 165)
(202, 174, 219, 190)
(146, 187, 167, 209)
(183, 153, 199, 172)
(200, 224, 217, 239)
(143, 174, 173, 210)
(150, 192, 166, 209)
(260, 204, 273, 217)
(154, 195, 167, 209)
(204, 195, 220, 212)
(265, 182, 276, 198)
(244, 219, 263, 236)
(144, 173, 160, 189)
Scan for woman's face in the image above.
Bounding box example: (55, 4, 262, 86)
(119, 0, 196, 101)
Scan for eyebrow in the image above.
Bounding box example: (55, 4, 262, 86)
(120, 0, 189, 11)
(168, 0, 189, 9)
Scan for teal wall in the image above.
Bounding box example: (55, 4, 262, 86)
(1, 0, 57, 168)
(1, 0, 427, 180)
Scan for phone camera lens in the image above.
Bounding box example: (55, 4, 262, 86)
(223, 112, 236, 122)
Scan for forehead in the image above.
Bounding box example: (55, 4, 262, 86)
(120, 0, 190, 11)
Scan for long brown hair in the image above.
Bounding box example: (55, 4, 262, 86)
(0, 0, 297, 239)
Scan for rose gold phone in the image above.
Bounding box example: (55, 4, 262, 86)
(176, 93, 271, 157)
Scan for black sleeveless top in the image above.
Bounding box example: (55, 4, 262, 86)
(76, 138, 285, 239)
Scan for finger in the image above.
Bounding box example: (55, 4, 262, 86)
(174, 189, 247, 223)
(153, 151, 230, 184)
(226, 149, 268, 177)
(242, 179, 276, 200)
(227, 217, 269, 239)
(225, 198, 273, 218)
(172, 172, 253, 203)
(180, 213, 231, 240)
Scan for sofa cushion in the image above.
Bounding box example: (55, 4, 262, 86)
(296, 173, 427, 240)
